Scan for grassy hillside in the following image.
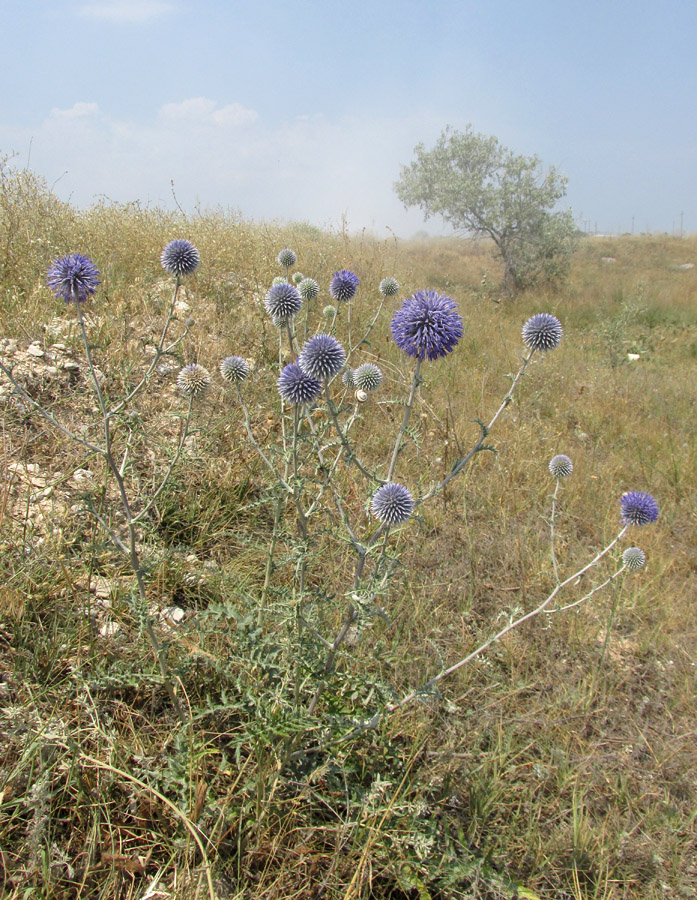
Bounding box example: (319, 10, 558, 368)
(1, 162, 695, 899)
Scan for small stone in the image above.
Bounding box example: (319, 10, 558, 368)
(26, 344, 45, 358)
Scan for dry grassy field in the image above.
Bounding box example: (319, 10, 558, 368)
(0, 166, 695, 899)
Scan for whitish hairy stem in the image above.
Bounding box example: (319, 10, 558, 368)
(417, 349, 535, 505)
(305, 400, 361, 519)
(279, 330, 289, 462)
(389, 525, 629, 711)
(258, 494, 285, 628)
(109, 278, 185, 416)
(347, 294, 386, 362)
(77, 299, 188, 724)
(387, 359, 421, 482)
(131, 400, 193, 525)
(235, 384, 292, 493)
(0, 359, 103, 453)
(550, 478, 561, 584)
(323, 382, 383, 484)
(548, 565, 627, 614)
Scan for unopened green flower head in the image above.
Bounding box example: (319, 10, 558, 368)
(323, 304, 336, 318)
(354, 362, 383, 392)
(177, 363, 211, 399)
(549, 454, 573, 479)
(220, 355, 250, 384)
(272, 276, 285, 286)
(299, 278, 320, 302)
(292, 272, 304, 284)
(277, 248, 297, 269)
(622, 547, 646, 570)
(379, 276, 399, 298)
(342, 369, 356, 388)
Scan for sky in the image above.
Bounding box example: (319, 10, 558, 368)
(1, 0, 696, 237)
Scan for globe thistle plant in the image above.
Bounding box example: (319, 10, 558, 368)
(265, 282, 303, 321)
(323, 304, 336, 318)
(278, 362, 323, 405)
(299, 277, 320, 302)
(391, 290, 463, 361)
(161, 240, 200, 277)
(522, 314, 563, 352)
(292, 272, 304, 285)
(342, 369, 356, 388)
(277, 248, 297, 269)
(371, 482, 414, 526)
(549, 454, 573, 479)
(220, 355, 250, 384)
(379, 276, 400, 298)
(272, 276, 286, 286)
(298, 334, 346, 380)
(620, 491, 659, 526)
(177, 363, 211, 399)
(47, 253, 101, 304)
(330, 269, 360, 303)
(622, 547, 646, 570)
(354, 362, 383, 392)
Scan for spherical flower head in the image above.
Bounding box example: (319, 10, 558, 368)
(391, 289, 463, 361)
(278, 362, 322, 405)
(342, 368, 356, 388)
(620, 491, 659, 526)
(371, 482, 414, 526)
(522, 313, 563, 352)
(622, 547, 646, 570)
(379, 276, 399, 298)
(299, 277, 320, 302)
(298, 334, 346, 380)
(354, 362, 383, 392)
(265, 282, 302, 320)
(323, 304, 336, 318)
(47, 253, 100, 304)
(161, 240, 200, 277)
(272, 276, 286, 286)
(330, 269, 360, 303)
(292, 271, 304, 285)
(177, 363, 211, 399)
(220, 355, 250, 384)
(277, 248, 297, 269)
(549, 454, 573, 479)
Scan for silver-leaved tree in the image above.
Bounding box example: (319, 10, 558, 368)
(395, 125, 578, 292)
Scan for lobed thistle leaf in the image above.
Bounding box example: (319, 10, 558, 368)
(371, 482, 414, 525)
(161, 240, 200, 277)
(330, 269, 360, 303)
(522, 313, 563, 352)
(177, 363, 211, 398)
(620, 491, 659, 526)
(47, 253, 101, 303)
(391, 289, 463, 361)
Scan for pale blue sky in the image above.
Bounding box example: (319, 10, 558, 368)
(2, 0, 696, 236)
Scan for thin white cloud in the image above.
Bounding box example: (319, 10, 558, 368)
(77, 1, 175, 23)
(49, 102, 100, 119)
(158, 98, 258, 127)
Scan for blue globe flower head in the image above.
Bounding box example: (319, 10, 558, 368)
(298, 277, 320, 302)
(330, 269, 360, 303)
(549, 454, 573, 479)
(379, 276, 400, 298)
(390, 290, 463, 361)
(265, 282, 302, 320)
(354, 362, 383, 392)
(298, 334, 346, 380)
(620, 491, 659, 526)
(277, 248, 297, 269)
(220, 355, 250, 384)
(161, 240, 200, 277)
(371, 482, 414, 526)
(47, 253, 100, 304)
(278, 362, 323, 405)
(522, 314, 563, 352)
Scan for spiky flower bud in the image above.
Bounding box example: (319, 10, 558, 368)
(278, 362, 322, 405)
(177, 363, 211, 398)
(47, 253, 101, 303)
(323, 304, 336, 318)
(298, 334, 347, 379)
(272, 276, 286, 286)
(549, 454, 573, 479)
(277, 248, 297, 269)
(161, 240, 200, 277)
(299, 278, 320, 301)
(330, 269, 360, 303)
(620, 491, 659, 526)
(354, 362, 383, 392)
(371, 482, 414, 525)
(265, 282, 302, 320)
(292, 272, 304, 284)
(342, 369, 356, 388)
(522, 314, 563, 352)
(622, 547, 646, 570)
(220, 355, 250, 384)
(379, 276, 399, 297)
